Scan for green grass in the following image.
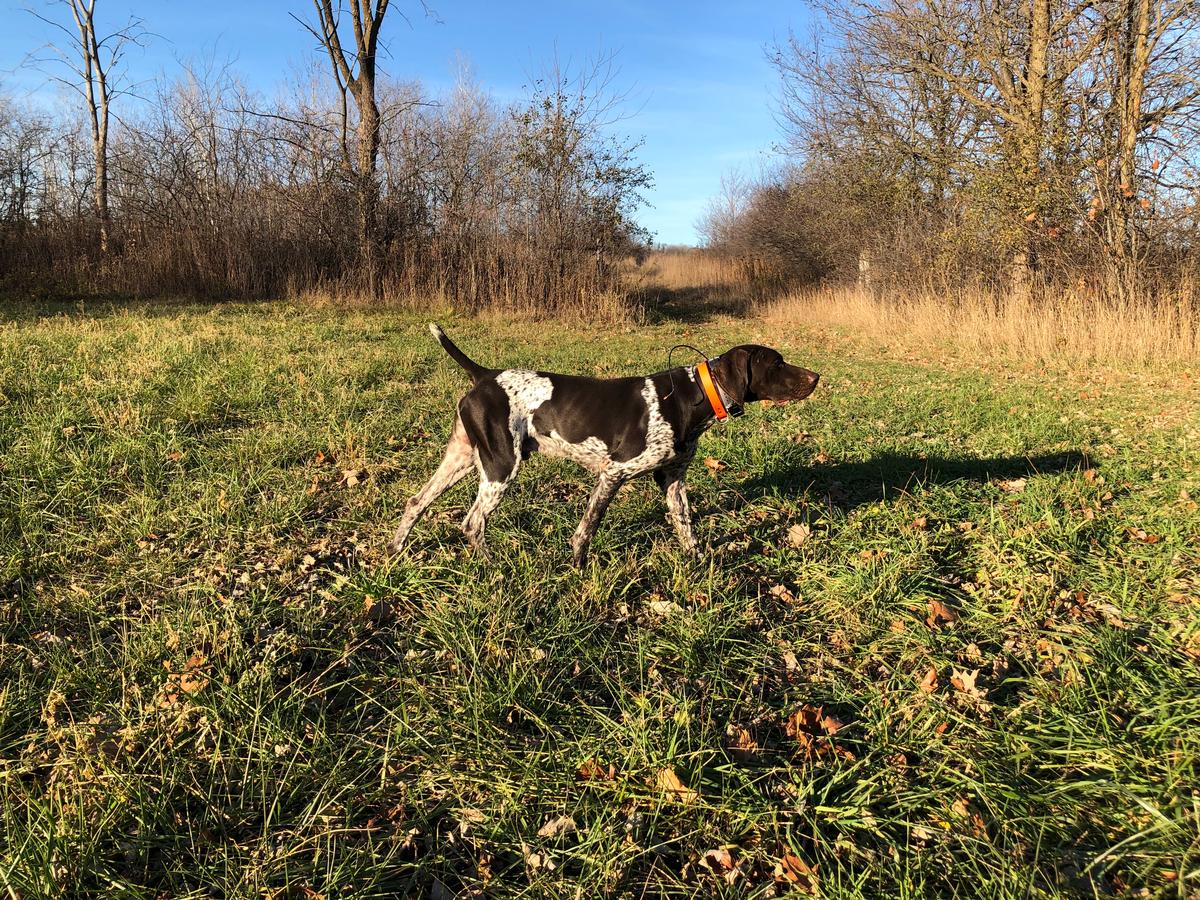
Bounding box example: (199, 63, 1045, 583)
(1, 301, 1198, 898)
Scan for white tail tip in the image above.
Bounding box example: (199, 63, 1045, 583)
(428, 322, 444, 340)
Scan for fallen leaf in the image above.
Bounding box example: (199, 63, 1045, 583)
(521, 840, 556, 872)
(576, 758, 615, 782)
(918, 667, 939, 693)
(341, 468, 364, 488)
(264, 887, 324, 900)
(997, 478, 1027, 493)
(769, 583, 798, 603)
(1127, 527, 1161, 544)
(159, 652, 210, 706)
(536, 815, 577, 839)
(908, 515, 929, 530)
(655, 767, 698, 803)
(949, 667, 987, 701)
(703, 457, 726, 475)
(726, 724, 759, 758)
(647, 599, 682, 616)
(787, 524, 812, 547)
(774, 852, 818, 893)
(698, 846, 744, 884)
(455, 807, 486, 836)
(887, 751, 909, 769)
(699, 846, 736, 872)
(785, 705, 850, 760)
(926, 599, 960, 629)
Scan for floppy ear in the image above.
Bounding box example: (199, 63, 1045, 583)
(710, 347, 752, 404)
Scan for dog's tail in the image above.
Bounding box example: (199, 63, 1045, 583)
(428, 323, 492, 383)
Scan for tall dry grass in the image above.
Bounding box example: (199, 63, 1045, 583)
(637, 251, 748, 292)
(763, 281, 1200, 367)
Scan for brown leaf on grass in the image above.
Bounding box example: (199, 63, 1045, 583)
(813, 450, 831, 464)
(313, 450, 326, 465)
(340, 468, 364, 488)
(949, 668, 987, 702)
(159, 652, 209, 707)
(655, 767, 698, 803)
(521, 840, 557, 872)
(264, 887, 324, 900)
(769, 583, 798, 604)
(773, 852, 818, 893)
(787, 524, 812, 547)
(699, 846, 736, 871)
(1127, 527, 1161, 544)
(926, 599, 960, 629)
(703, 457, 727, 475)
(950, 797, 988, 837)
(726, 724, 760, 759)
(785, 705, 850, 760)
(536, 815, 577, 839)
(917, 667, 939, 693)
(997, 478, 1027, 493)
(577, 758, 615, 782)
(908, 516, 929, 530)
(698, 846, 744, 884)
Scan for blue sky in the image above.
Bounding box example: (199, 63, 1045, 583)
(0, 1, 808, 244)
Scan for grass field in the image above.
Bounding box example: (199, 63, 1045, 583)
(2, 299, 1199, 898)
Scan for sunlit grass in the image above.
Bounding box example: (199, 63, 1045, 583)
(1, 300, 1198, 897)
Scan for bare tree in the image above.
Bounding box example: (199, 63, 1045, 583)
(27, 0, 145, 253)
(1091, 0, 1200, 300)
(302, 0, 399, 298)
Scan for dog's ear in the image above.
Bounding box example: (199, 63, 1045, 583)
(711, 347, 752, 404)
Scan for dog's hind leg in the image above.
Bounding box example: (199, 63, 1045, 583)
(389, 415, 474, 553)
(461, 464, 518, 554)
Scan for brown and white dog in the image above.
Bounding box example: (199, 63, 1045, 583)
(389, 324, 820, 566)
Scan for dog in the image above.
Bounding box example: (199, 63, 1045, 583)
(389, 324, 820, 566)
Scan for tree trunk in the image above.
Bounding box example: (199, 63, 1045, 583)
(1012, 0, 1051, 299)
(1107, 0, 1151, 303)
(356, 80, 382, 299)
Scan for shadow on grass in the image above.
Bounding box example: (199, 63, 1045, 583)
(736, 450, 1092, 511)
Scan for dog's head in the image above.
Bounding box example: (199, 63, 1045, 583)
(710, 345, 820, 407)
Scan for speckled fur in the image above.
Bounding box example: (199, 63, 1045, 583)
(391, 323, 821, 567)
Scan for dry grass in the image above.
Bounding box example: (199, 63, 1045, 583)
(763, 281, 1200, 367)
(637, 250, 748, 292)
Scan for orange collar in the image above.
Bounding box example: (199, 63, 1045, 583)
(696, 359, 741, 421)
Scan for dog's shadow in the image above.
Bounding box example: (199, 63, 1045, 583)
(726, 450, 1092, 512)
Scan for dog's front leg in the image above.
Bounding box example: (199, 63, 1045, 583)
(571, 472, 624, 568)
(660, 467, 698, 556)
